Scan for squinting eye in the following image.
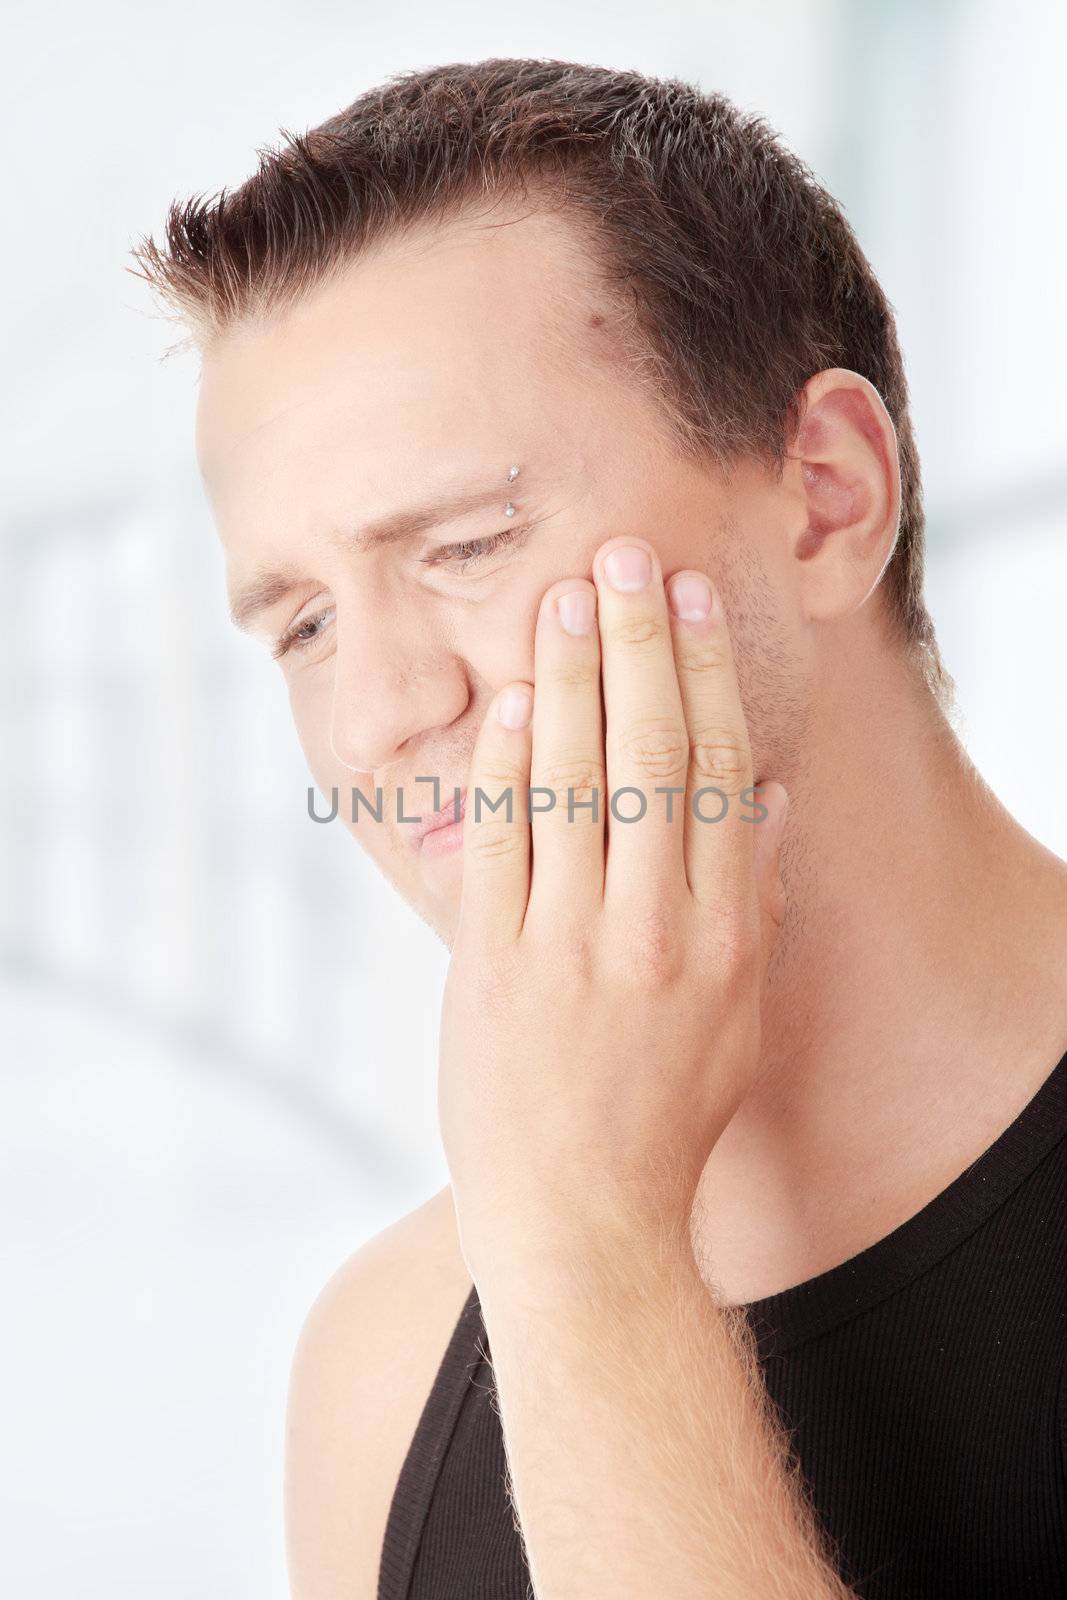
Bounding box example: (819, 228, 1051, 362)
(422, 524, 526, 574)
(272, 605, 335, 661)
(270, 521, 529, 660)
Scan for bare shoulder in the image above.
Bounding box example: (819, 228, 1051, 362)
(284, 1184, 473, 1600)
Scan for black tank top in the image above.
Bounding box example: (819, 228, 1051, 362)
(379, 1048, 1067, 1599)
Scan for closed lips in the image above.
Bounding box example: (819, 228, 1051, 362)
(419, 789, 466, 839)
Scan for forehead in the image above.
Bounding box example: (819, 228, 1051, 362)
(195, 205, 619, 535)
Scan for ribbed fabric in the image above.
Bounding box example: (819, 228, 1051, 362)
(378, 1048, 1067, 1599)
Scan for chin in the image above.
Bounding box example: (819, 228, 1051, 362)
(404, 865, 463, 948)
(429, 901, 462, 951)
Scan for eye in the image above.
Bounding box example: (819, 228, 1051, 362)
(421, 524, 526, 574)
(271, 604, 335, 661)
(270, 521, 529, 660)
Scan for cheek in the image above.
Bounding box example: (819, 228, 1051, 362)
(286, 670, 345, 789)
(716, 551, 812, 782)
(455, 575, 544, 683)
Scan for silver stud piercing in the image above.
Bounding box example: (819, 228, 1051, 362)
(504, 465, 520, 517)
(507, 465, 520, 481)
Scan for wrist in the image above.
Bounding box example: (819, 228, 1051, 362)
(466, 1199, 700, 1315)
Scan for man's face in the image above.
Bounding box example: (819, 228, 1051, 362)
(197, 204, 803, 946)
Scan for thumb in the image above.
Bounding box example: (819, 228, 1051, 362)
(750, 781, 789, 962)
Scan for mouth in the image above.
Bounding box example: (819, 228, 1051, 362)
(412, 787, 467, 853)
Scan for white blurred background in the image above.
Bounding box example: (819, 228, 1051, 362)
(2, 1, 1064, 1594)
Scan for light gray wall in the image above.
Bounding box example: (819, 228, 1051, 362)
(2, 3, 1064, 1594)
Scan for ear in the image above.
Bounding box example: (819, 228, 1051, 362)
(786, 368, 902, 623)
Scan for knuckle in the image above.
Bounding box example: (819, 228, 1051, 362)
(688, 728, 750, 793)
(472, 758, 527, 797)
(467, 821, 524, 862)
(614, 906, 686, 989)
(677, 638, 729, 676)
(534, 754, 606, 815)
(546, 657, 601, 694)
(533, 921, 596, 988)
(618, 718, 689, 781)
(706, 907, 760, 986)
(607, 612, 667, 652)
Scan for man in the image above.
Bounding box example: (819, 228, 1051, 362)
(130, 59, 1067, 1599)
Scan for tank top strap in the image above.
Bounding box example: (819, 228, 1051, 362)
(378, 1283, 485, 1600)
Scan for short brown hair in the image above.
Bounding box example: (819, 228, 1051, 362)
(129, 56, 946, 696)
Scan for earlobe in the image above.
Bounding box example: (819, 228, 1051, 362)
(788, 369, 902, 621)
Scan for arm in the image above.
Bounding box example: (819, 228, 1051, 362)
(438, 535, 855, 1597)
(476, 1228, 853, 1599)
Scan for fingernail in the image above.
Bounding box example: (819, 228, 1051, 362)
(497, 685, 533, 729)
(556, 588, 597, 635)
(603, 544, 652, 592)
(667, 572, 713, 621)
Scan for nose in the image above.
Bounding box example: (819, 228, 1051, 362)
(328, 600, 470, 774)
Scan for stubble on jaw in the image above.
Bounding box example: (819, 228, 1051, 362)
(708, 514, 815, 990)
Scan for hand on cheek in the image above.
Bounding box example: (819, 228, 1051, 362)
(438, 535, 789, 1286)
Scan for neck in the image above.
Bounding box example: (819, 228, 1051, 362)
(694, 611, 1067, 1294)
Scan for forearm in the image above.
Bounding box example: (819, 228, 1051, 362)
(475, 1228, 855, 1600)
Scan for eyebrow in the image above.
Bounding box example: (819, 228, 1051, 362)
(227, 481, 518, 633)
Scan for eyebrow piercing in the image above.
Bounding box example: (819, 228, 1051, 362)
(504, 464, 520, 515)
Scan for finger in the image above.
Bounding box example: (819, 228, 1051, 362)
(664, 569, 756, 917)
(593, 537, 690, 912)
(457, 681, 534, 949)
(526, 580, 606, 926)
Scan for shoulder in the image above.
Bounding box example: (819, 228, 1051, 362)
(284, 1184, 473, 1600)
